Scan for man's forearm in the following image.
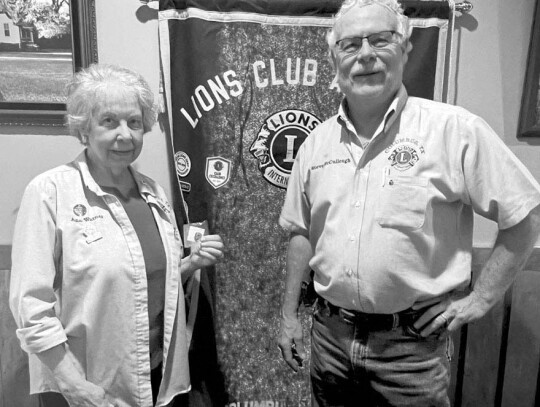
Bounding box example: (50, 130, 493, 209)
(473, 205, 540, 307)
(414, 205, 540, 336)
(281, 233, 313, 317)
(279, 232, 313, 371)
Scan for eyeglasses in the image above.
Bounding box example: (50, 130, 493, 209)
(335, 31, 400, 56)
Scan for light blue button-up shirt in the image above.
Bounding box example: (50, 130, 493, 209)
(10, 151, 190, 407)
(280, 87, 540, 313)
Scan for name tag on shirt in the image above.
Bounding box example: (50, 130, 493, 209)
(183, 220, 209, 252)
(83, 223, 103, 244)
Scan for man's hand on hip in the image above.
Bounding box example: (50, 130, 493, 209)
(412, 290, 492, 337)
(278, 312, 306, 372)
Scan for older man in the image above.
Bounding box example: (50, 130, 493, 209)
(277, 0, 540, 406)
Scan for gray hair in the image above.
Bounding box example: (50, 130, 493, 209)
(326, 0, 412, 91)
(66, 64, 156, 143)
(326, 0, 412, 49)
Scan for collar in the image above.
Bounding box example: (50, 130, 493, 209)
(337, 85, 408, 141)
(74, 150, 159, 200)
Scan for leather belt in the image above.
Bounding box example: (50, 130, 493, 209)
(316, 295, 421, 331)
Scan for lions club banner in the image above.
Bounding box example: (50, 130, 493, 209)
(159, 1, 456, 405)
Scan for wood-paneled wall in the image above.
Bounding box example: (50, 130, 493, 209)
(449, 249, 540, 407)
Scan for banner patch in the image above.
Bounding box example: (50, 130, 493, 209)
(174, 151, 192, 177)
(250, 109, 321, 189)
(205, 156, 232, 189)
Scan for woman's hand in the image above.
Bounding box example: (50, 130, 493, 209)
(181, 234, 225, 280)
(63, 381, 115, 407)
(188, 234, 225, 269)
(36, 344, 115, 407)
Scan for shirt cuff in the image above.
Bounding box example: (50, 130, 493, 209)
(16, 317, 68, 354)
(278, 217, 309, 236)
(498, 198, 540, 230)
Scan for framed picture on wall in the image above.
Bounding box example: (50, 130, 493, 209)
(519, 0, 540, 137)
(0, 0, 97, 127)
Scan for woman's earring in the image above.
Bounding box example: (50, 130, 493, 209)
(81, 135, 88, 145)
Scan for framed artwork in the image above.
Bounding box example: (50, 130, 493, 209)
(519, 0, 540, 137)
(0, 0, 97, 127)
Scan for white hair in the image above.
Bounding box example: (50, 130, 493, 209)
(326, 0, 412, 49)
(326, 0, 413, 91)
(66, 64, 156, 143)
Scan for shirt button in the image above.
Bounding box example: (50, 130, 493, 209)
(354, 201, 361, 208)
(389, 179, 394, 186)
(349, 235, 355, 242)
(347, 268, 353, 277)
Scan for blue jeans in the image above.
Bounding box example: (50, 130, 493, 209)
(310, 299, 453, 407)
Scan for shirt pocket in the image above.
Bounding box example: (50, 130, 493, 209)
(376, 176, 428, 229)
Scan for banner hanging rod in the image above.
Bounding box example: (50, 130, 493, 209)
(150, 0, 474, 14)
(455, 1, 473, 13)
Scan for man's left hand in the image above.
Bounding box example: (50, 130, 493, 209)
(411, 290, 492, 337)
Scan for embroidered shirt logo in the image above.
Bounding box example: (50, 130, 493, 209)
(157, 199, 172, 215)
(73, 204, 87, 217)
(311, 158, 351, 171)
(70, 206, 103, 224)
(386, 138, 425, 172)
(250, 109, 321, 189)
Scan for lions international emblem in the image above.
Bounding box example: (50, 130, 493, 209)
(73, 204, 87, 217)
(388, 144, 420, 171)
(205, 156, 232, 189)
(250, 109, 321, 189)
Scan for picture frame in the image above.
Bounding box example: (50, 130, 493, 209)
(518, 0, 540, 137)
(0, 0, 98, 127)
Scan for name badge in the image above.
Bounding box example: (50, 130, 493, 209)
(183, 220, 209, 253)
(83, 224, 103, 244)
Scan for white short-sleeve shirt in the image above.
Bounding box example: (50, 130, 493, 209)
(280, 86, 540, 313)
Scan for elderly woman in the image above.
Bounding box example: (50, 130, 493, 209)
(9, 64, 224, 407)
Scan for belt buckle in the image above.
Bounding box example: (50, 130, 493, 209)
(392, 313, 400, 329)
(338, 307, 357, 323)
